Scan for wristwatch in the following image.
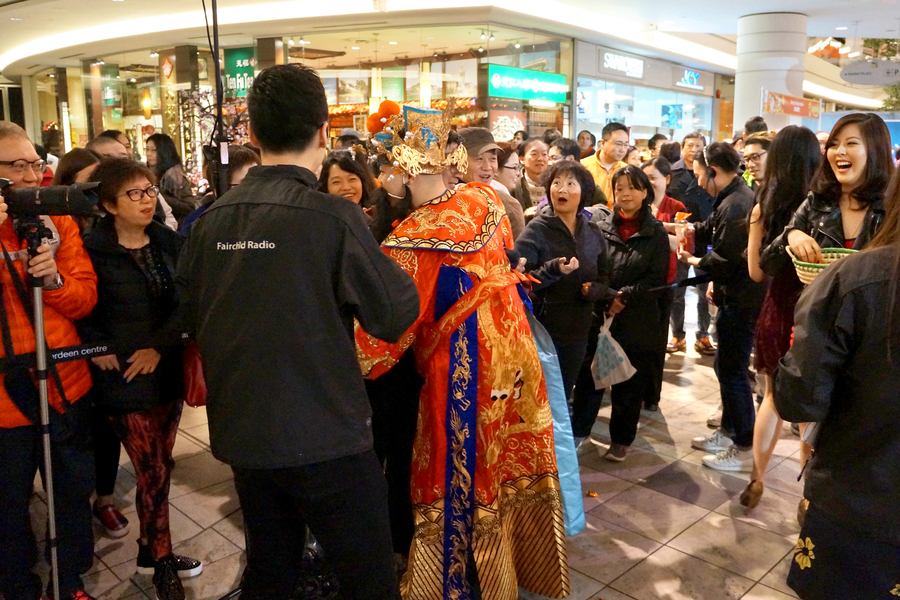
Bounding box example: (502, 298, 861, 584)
(43, 273, 64, 291)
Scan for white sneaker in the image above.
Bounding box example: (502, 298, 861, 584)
(707, 404, 723, 428)
(702, 445, 753, 472)
(691, 428, 732, 453)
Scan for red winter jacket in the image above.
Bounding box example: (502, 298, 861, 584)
(0, 216, 98, 428)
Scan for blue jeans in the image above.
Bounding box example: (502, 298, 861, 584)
(714, 302, 759, 448)
(670, 263, 710, 339)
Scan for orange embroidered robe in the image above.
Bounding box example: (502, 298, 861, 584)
(357, 184, 569, 600)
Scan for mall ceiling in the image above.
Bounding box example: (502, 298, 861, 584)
(1, 0, 898, 77)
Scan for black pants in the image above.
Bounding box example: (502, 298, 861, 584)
(553, 336, 590, 403)
(609, 350, 664, 446)
(715, 303, 759, 447)
(0, 400, 95, 600)
(572, 319, 603, 438)
(366, 350, 422, 554)
(92, 406, 121, 497)
(232, 450, 400, 600)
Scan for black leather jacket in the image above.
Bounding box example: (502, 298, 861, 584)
(775, 246, 900, 545)
(760, 192, 886, 276)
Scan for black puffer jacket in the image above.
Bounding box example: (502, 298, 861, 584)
(600, 207, 670, 352)
(81, 216, 184, 412)
(760, 192, 886, 276)
(666, 161, 714, 223)
(775, 246, 900, 545)
(515, 213, 610, 343)
(694, 177, 765, 310)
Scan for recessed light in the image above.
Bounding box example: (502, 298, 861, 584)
(514, 42, 521, 49)
(478, 46, 484, 52)
(10, 17, 22, 21)
(389, 41, 397, 45)
(129, 77, 136, 82)
(49, 73, 55, 78)
(351, 46, 360, 50)
(836, 26, 848, 30)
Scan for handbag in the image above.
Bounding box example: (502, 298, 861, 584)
(590, 315, 636, 390)
(182, 340, 207, 408)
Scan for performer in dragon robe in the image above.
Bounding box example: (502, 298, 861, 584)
(357, 105, 569, 600)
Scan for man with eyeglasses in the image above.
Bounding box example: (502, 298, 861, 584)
(0, 121, 100, 600)
(741, 132, 772, 190)
(581, 121, 629, 208)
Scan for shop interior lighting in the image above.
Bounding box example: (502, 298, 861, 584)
(10, 17, 21, 21)
(351, 46, 360, 50)
(129, 77, 136, 82)
(298, 37, 310, 45)
(288, 38, 294, 46)
(389, 41, 398, 45)
(478, 46, 484, 52)
(836, 26, 848, 31)
(515, 42, 521, 48)
(149, 51, 158, 57)
(481, 32, 486, 40)
(489, 33, 495, 41)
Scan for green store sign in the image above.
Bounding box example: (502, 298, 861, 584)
(224, 47, 256, 98)
(487, 64, 567, 103)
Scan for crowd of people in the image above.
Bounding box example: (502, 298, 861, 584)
(0, 61, 898, 600)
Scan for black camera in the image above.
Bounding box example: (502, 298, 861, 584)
(0, 178, 99, 217)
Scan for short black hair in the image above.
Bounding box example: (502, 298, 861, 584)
(696, 142, 741, 175)
(519, 137, 548, 158)
(578, 130, 596, 145)
(641, 156, 672, 178)
(648, 133, 667, 150)
(541, 160, 596, 211)
(318, 149, 376, 208)
(34, 144, 47, 162)
(743, 132, 773, 152)
(659, 141, 681, 163)
(542, 128, 563, 145)
(336, 134, 360, 149)
(88, 158, 156, 212)
(98, 129, 125, 140)
(744, 116, 768, 135)
(683, 131, 706, 145)
(514, 130, 528, 141)
(601, 122, 628, 141)
(549, 137, 580, 161)
(247, 64, 328, 154)
(446, 130, 461, 149)
(611, 165, 654, 211)
(53, 148, 101, 186)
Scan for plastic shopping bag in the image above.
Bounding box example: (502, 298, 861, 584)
(591, 316, 636, 390)
(525, 311, 586, 536)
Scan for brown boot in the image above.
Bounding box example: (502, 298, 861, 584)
(739, 480, 764, 509)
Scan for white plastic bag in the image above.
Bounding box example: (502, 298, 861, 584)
(591, 316, 636, 390)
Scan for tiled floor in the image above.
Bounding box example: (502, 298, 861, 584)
(26, 291, 804, 600)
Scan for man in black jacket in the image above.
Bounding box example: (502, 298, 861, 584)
(176, 65, 419, 600)
(679, 142, 765, 473)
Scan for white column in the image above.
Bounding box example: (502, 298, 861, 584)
(734, 13, 808, 132)
(19, 75, 41, 141)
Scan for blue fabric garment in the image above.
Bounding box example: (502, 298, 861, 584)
(525, 308, 586, 536)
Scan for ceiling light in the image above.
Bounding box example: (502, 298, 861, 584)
(433, 52, 438, 57)
(48, 73, 55, 78)
(288, 37, 294, 46)
(515, 42, 521, 49)
(298, 37, 310, 45)
(150, 51, 158, 57)
(129, 77, 136, 82)
(478, 46, 484, 52)
(489, 34, 495, 41)
(389, 41, 397, 45)
(836, 26, 848, 31)
(481, 32, 486, 40)
(351, 46, 360, 50)
(10, 17, 21, 21)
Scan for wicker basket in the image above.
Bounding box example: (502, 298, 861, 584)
(787, 247, 858, 285)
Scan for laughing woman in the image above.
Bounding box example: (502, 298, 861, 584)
(764, 113, 892, 265)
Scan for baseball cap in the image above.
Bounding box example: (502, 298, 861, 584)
(457, 127, 501, 156)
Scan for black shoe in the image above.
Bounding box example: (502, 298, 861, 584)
(138, 543, 203, 578)
(643, 402, 659, 412)
(153, 555, 186, 600)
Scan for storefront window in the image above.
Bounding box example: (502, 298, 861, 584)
(576, 77, 713, 147)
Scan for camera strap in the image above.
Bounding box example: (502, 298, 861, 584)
(0, 240, 73, 416)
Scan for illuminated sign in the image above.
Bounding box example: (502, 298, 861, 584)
(487, 64, 568, 103)
(676, 69, 704, 90)
(602, 52, 644, 79)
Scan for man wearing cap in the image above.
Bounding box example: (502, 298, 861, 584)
(456, 127, 525, 240)
(334, 128, 361, 150)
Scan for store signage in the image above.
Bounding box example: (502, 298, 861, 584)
(487, 64, 568, 103)
(840, 59, 900, 86)
(675, 69, 704, 91)
(161, 57, 174, 80)
(224, 47, 256, 98)
(763, 90, 821, 119)
(602, 51, 644, 79)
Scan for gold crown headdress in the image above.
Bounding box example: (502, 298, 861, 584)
(368, 102, 467, 176)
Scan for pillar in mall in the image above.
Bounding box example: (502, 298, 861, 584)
(256, 38, 286, 73)
(734, 13, 808, 132)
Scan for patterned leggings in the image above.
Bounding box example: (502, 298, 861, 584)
(109, 400, 183, 561)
